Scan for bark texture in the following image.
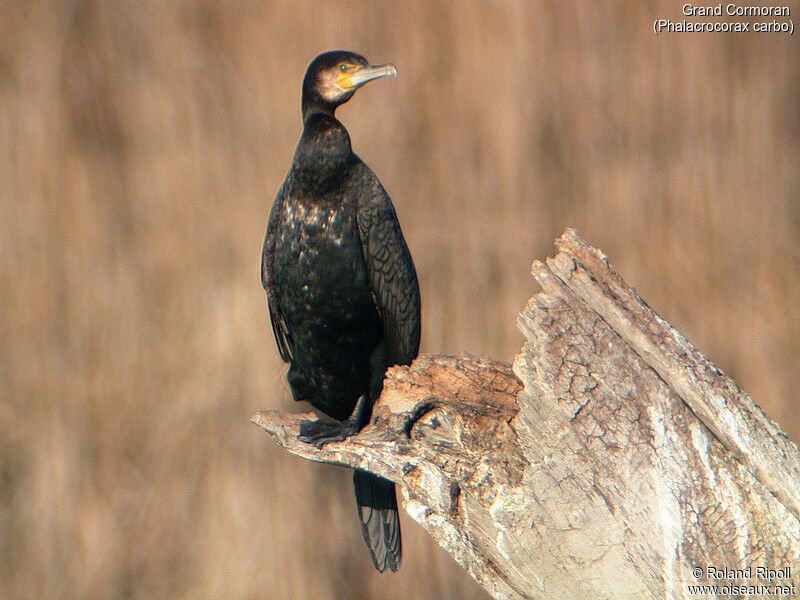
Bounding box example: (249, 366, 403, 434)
(253, 229, 800, 599)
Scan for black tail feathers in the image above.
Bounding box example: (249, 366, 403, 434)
(352, 468, 401, 572)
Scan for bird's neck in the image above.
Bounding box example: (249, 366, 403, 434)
(301, 94, 336, 120)
(291, 113, 354, 191)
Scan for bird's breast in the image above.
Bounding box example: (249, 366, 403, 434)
(273, 196, 374, 328)
(297, 203, 344, 246)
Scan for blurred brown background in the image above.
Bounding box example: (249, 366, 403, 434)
(1, 1, 798, 598)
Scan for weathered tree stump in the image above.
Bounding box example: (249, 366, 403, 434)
(253, 229, 800, 599)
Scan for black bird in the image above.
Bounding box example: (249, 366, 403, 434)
(261, 50, 420, 572)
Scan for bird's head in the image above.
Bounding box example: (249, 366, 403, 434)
(301, 50, 397, 118)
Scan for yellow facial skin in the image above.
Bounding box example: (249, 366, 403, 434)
(318, 62, 398, 102)
(334, 64, 356, 90)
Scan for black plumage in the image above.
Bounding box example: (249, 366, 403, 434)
(261, 50, 420, 572)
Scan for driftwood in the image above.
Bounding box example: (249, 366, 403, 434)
(253, 229, 800, 599)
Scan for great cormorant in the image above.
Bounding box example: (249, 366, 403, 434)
(261, 50, 420, 573)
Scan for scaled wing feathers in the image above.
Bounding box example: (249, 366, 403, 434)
(355, 174, 421, 365)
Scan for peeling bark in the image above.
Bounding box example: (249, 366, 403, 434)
(253, 229, 800, 599)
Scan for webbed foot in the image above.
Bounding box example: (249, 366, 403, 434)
(298, 394, 371, 448)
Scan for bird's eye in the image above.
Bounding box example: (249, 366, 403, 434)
(338, 63, 347, 72)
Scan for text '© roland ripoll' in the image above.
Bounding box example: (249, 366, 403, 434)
(654, 4, 794, 34)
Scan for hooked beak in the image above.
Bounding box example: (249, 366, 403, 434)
(341, 63, 397, 90)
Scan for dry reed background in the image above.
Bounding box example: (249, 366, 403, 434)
(1, 1, 798, 598)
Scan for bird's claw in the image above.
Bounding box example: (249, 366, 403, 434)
(298, 418, 358, 448)
(297, 394, 371, 448)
